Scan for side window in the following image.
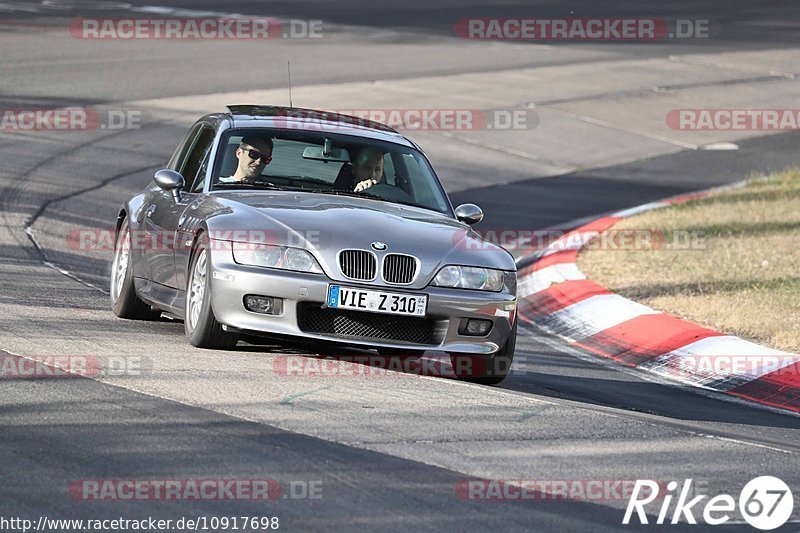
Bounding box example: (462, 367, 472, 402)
(402, 153, 446, 211)
(190, 148, 212, 192)
(168, 124, 202, 171)
(179, 126, 216, 192)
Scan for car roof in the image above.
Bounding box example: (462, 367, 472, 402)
(207, 105, 417, 148)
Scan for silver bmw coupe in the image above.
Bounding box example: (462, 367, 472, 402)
(111, 105, 517, 383)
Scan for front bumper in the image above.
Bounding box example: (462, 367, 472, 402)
(207, 242, 516, 354)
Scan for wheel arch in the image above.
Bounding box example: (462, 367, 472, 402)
(115, 208, 128, 238)
(186, 226, 208, 276)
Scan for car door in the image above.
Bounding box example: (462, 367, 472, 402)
(173, 141, 215, 291)
(142, 124, 215, 288)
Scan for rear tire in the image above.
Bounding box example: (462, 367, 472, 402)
(449, 321, 516, 385)
(184, 237, 239, 349)
(111, 218, 158, 320)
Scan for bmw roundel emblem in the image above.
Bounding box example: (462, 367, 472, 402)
(371, 241, 387, 251)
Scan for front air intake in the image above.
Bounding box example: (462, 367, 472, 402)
(338, 249, 377, 281)
(382, 254, 418, 284)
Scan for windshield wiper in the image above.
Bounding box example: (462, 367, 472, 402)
(213, 181, 286, 191)
(310, 189, 435, 212)
(308, 188, 382, 200)
(267, 175, 331, 186)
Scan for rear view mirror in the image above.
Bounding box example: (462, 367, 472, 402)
(302, 144, 350, 163)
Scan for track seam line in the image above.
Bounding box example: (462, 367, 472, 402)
(8, 120, 169, 294)
(23, 163, 160, 295)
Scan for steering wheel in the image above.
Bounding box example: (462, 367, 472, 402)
(364, 183, 414, 203)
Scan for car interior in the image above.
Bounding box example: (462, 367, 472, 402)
(210, 130, 449, 213)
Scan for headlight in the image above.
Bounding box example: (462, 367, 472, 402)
(232, 243, 323, 274)
(431, 266, 505, 291)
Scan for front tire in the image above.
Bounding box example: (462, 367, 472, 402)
(449, 321, 516, 385)
(184, 237, 239, 349)
(111, 218, 157, 320)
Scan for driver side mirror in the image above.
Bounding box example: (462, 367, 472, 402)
(154, 169, 185, 203)
(454, 203, 484, 225)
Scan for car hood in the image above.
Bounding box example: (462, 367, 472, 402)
(202, 191, 515, 287)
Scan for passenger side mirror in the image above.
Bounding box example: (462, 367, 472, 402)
(154, 169, 185, 203)
(454, 203, 484, 225)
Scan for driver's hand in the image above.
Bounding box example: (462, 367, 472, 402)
(354, 179, 377, 192)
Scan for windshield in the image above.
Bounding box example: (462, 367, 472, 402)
(210, 128, 452, 215)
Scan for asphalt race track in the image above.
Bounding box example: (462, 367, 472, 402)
(1, 1, 799, 531)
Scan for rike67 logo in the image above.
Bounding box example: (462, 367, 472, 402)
(624, 477, 794, 529)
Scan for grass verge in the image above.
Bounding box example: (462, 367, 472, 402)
(576, 168, 800, 353)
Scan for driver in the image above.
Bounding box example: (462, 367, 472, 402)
(219, 136, 274, 183)
(352, 147, 385, 192)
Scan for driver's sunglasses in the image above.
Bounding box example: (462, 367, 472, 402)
(242, 147, 272, 163)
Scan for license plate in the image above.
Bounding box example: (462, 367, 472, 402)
(327, 285, 427, 317)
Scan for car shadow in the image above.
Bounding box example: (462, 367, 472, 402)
(235, 331, 800, 431)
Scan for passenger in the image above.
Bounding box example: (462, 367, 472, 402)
(351, 147, 385, 192)
(219, 136, 274, 183)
